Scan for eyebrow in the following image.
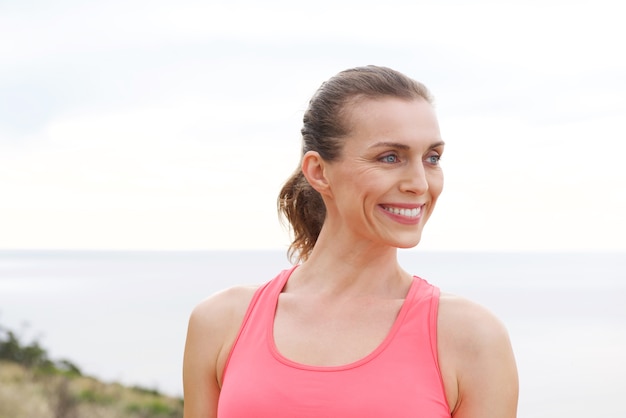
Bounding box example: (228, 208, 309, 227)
(369, 140, 446, 150)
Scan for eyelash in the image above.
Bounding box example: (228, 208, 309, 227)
(380, 154, 399, 163)
(426, 154, 441, 165)
(378, 153, 442, 165)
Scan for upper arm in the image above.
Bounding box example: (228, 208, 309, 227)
(182, 286, 257, 418)
(438, 294, 519, 418)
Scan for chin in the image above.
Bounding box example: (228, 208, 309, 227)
(390, 232, 422, 249)
(396, 241, 421, 250)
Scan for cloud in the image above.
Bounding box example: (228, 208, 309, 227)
(0, 0, 624, 250)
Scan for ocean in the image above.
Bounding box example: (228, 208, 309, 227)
(0, 250, 624, 417)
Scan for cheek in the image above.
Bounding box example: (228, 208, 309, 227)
(429, 173, 444, 199)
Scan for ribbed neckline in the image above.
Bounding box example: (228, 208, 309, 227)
(267, 266, 420, 372)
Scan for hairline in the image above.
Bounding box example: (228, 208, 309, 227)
(331, 94, 434, 159)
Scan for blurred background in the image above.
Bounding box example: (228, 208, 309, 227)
(1, 0, 624, 253)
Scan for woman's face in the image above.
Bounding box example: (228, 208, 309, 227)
(323, 97, 444, 249)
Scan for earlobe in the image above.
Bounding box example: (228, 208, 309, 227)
(301, 151, 331, 196)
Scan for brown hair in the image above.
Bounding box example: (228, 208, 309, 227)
(278, 65, 433, 263)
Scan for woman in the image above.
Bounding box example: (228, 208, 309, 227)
(183, 66, 518, 417)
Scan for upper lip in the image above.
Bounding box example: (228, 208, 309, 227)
(380, 203, 424, 209)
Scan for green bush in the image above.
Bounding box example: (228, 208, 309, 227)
(131, 384, 161, 396)
(0, 329, 49, 368)
(0, 324, 83, 377)
(78, 388, 115, 405)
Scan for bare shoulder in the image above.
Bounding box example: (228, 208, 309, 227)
(438, 293, 512, 349)
(437, 293, 518, 418)
(185, 284, 260, 368)
(189, 285, 260, 332)
(182, 285, 259, 418)
(186, 284, 261, 372)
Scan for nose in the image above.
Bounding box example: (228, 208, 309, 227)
(400, 162, 429, 195)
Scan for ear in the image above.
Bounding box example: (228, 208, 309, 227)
(301, 151, 331, 196)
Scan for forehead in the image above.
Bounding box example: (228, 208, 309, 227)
(342, 97, 441, 145)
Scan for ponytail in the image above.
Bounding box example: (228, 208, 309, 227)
(278, 168, 326, 263)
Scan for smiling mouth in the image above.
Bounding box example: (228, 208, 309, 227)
(381, 205, 422, 218)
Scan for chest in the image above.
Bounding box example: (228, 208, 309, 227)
(272, 295, 405, 367)
(218, 288, 451, 418)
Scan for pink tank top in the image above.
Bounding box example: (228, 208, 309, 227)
(218, 266, 451, 417)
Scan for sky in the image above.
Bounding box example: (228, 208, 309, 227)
(1, 0, 624, 252)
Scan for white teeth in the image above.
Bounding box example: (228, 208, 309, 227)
(383, 206, 421, 218)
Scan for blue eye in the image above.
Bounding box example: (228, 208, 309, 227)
(380, 154, 398, 163)
(426, 154, 441, 165)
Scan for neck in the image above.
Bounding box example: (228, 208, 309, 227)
(288, 228, 412, 298)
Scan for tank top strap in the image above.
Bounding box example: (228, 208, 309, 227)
(221, 265, 298, 381)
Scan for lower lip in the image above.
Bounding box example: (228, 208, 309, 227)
(378, 206, 422, 225)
